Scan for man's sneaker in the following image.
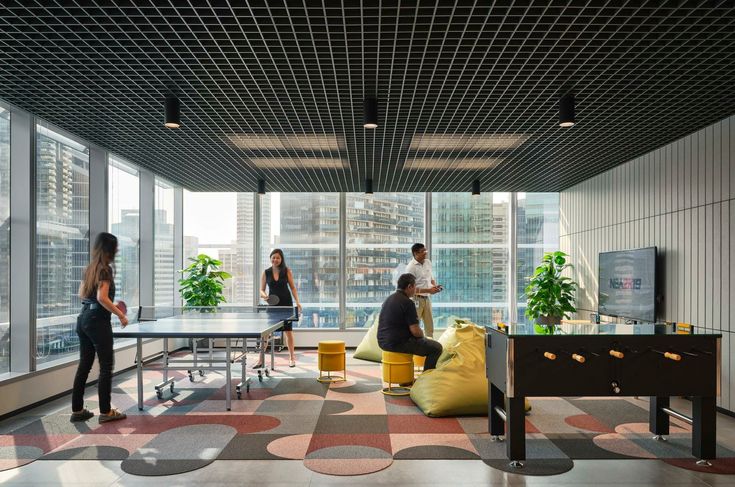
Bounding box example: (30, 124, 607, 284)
(99, 408, 126, 423)
(69, 409, 94, 422)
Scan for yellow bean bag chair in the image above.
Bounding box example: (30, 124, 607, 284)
(410, 320, 530, 417)
(353, 313, 382, 362)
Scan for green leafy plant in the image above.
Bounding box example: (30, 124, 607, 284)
(178, 254, 232, 308)
(525, 251, 578, 328)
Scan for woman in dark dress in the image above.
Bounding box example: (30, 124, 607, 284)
(70, 232, 128, 423)
(258, 249, 302, 367)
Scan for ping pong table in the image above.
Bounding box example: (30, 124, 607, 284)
(113, 306, 298, 411)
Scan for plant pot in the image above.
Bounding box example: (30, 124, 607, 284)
(538, 315, 562, 325)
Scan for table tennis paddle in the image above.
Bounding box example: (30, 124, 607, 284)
(117, 300, 127, 315)
(266, 294, 280, 305)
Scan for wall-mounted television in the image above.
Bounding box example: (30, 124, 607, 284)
(598, 247, 657, 322)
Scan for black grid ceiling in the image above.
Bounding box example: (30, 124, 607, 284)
(0, 1, 734, 193)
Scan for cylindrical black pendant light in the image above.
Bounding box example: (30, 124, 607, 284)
(257, 179, 266, 195)
(164, 96, 181, 128)
(559, 93, 575, 128)
(365, 178, 373, 194)
(471, 179, 481, 196)
(363, 97, 378, 129)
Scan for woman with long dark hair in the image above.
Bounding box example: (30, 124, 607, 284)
(70, 232, 128, 423)
(258, 248, 302, 367)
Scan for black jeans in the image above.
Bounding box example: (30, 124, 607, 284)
(71, 307, 114, 414)
(382, 337, 443, 370)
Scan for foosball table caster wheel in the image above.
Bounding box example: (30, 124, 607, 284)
(258, 370, 263, 382)
(156, 390, 163, 400)
(265, 369, 270, 377)
(170, 383, 175, 393)
(199, 370, 205, 377)
(187, 370, 194, 382)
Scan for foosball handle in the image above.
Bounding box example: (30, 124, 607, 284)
(664, 352, 681, 361)
(609, 349, 624, 359)
(543, 351, 556, 360)
(572, 353, 586, 363)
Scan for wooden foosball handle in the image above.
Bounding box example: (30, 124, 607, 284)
(572, 353, 586, 363)
(664, 352, 681, 361)
(609, 349, 624, 359)
(543, 352, 556, 360)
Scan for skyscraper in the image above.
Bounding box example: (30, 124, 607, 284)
(35, 126, 90, 362)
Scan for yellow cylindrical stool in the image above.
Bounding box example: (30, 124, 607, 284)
(413, 354, 426, 374)
(381, 351, 414, 396)
(317, 340, 346, 383)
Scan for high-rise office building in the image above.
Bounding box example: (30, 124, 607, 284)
(35, 127, 89, 362)
(0, 108, 9, 372)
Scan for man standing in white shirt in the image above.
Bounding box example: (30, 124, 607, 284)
(405, 243, 442, 337)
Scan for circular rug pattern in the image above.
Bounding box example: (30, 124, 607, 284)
(483, 458, 574, 476)
(664, 457, 735, 474)
(42, 446, 129, 461)
(121, 424, 236, 476)
(304, 445, 392, 475)
(0, 446, 44, 471)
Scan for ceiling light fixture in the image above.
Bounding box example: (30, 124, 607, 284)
(365, 178, 373, 194)
(559, 93, 575, 128)
(164, 96, 181, 129)
(363, 97, 378, 129)
(257, 179, 266, 195)
(471, 179, 481, 196)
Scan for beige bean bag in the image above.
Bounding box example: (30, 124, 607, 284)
(353, 313, 382, 362)
(410, 321, 488, 417)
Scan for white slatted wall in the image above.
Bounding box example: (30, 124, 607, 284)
(560, 115, 735, 411)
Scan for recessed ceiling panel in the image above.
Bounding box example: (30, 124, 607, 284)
(0, 1, 733, 192)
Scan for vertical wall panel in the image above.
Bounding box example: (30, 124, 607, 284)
(561, 114, 735, 413)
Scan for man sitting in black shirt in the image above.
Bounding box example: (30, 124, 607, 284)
(378, 273, 443, 371)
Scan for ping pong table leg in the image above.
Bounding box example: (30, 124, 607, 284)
(270, 333, 276, 370)
(226, 338, 232, 411)
(137, 338, 143, 411)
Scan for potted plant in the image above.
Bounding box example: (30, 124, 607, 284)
(524, 251, 578, 334)
(178, 254, 232, 309)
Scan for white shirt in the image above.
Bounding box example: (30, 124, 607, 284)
(405, 258, 434, 296)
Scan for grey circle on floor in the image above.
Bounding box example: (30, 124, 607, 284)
(121, 424, 236, 476)
(483, 458, 574, 476)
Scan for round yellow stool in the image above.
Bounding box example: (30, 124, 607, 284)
(381, 350, 414, 396)
(317, 340, 346, 383)
(413, 354, 426, 373)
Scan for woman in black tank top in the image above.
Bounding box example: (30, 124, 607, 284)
(259, 249, 302, 367)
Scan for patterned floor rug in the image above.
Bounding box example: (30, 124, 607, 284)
(1, 349, 733, 476)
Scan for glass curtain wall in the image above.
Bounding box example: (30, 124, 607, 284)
(261, 193, 339, 328)
(154, 178, 175, 307)
(109, 157, 139, 325)
(0, 108, 9, 374)
(516, 192, 560, 323)
(35, 123, 90, 365)
(183, 191, 255, 305)
(345, 193, 424, 328)
(431, 192, 511, 326)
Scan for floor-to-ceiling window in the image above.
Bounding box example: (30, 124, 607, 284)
(345, 193, 424, 328)
(516, 192, 560, 323)
(183, 191, 255, 305)
(431, 192, 511, 326)
(261, 193, 339, 328)
(154, 178, 175, 307)
(109, 157, 139, 325)
(35, 123, 89, 365)
(0, 107, 9, 373)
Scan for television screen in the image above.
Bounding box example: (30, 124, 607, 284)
(598, 247, 657, 322)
